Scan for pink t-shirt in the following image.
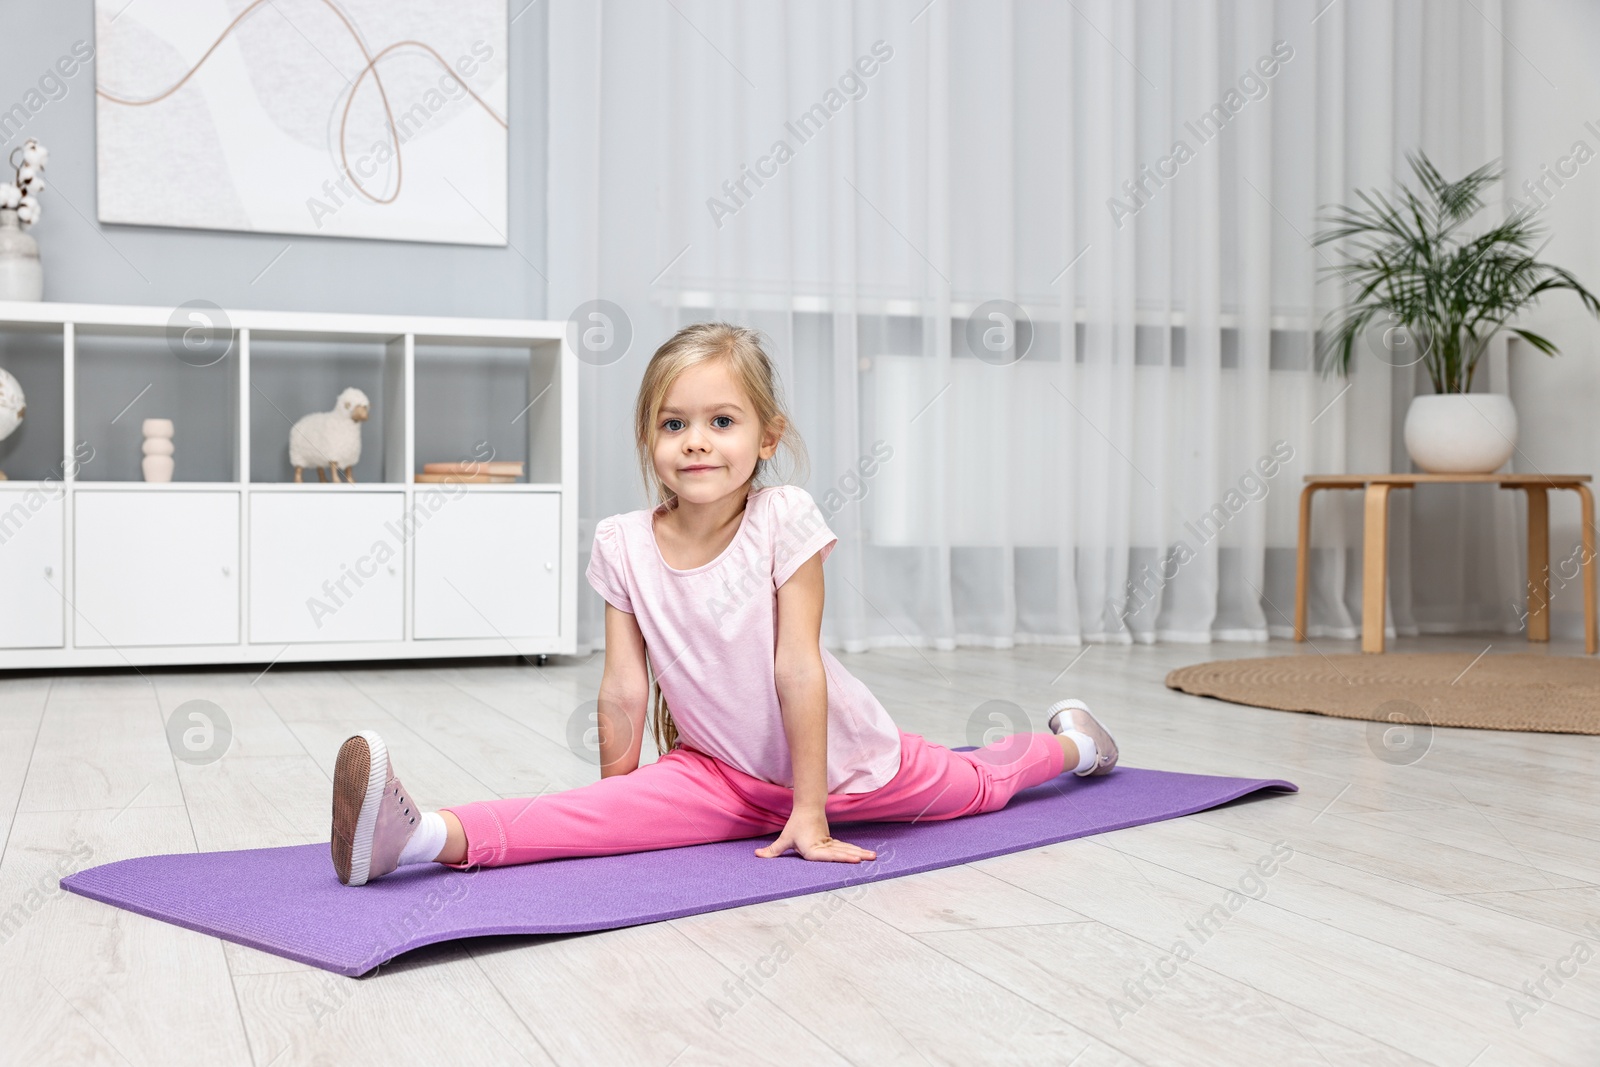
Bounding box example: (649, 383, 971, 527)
(585, 484, 903, 794)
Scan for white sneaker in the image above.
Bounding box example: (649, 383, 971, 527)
(1045, 699, 1119, 777)
(330, 731, 422, 886)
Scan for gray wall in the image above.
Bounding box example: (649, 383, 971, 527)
(0, 4, 546, 319)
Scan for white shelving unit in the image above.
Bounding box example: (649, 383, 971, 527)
(0, 301, 578, 669)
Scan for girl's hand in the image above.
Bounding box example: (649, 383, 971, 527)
(755, 808, 877, 863)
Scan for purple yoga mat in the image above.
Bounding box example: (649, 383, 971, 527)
(62, 766, 1294, 977)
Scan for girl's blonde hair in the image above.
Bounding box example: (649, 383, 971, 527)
(633, 321, 810, 755)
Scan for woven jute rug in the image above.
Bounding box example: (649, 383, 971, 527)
(1165, 653, 1600, 735)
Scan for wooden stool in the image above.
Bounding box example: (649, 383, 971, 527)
(1294, 474, 1597, 654)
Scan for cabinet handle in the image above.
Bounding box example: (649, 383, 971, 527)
(387, 564, 397, 576)
(43, 565, 53, 578)
(545, 561, 554, 571)
(222, 565, 232, 577)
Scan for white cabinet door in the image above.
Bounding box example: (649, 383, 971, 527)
(250, 492, 404, 643)
(414, 492, 559, 639)
(74, 491, 240, 647)
(0, 488, 65, 648)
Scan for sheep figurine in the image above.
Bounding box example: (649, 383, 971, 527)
(290, 387, 370, 483)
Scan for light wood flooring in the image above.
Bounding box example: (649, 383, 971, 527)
(0, 634, 1595, 1066)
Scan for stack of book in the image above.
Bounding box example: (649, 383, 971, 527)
(414, 460, 525, 484)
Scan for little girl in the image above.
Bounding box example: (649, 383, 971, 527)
(329, 322, 1118, 886)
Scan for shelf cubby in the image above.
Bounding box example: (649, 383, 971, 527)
(247, 329, 404, 484)
(73, 323, 240, 483)
(413, 335, 563, 484)
(0, 322, 65, 483)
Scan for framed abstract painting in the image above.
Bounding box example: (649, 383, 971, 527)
(93, 0, 508, 245)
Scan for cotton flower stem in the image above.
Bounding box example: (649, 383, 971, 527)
(5, 139, 46, 226)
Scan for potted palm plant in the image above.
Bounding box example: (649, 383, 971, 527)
(1314, 152, 1600, 473)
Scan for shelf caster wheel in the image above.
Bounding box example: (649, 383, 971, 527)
(537, 654, 548, 667)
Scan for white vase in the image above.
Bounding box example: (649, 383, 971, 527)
(0, 208, 43, 302)
(1402, 393, 1518, 474)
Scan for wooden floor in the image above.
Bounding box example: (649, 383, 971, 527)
(0, 634, 1595, 1066)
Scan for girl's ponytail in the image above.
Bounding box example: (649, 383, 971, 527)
(650, 679, 680, 754)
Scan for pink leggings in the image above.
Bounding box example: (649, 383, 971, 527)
(440, 730, 1067, 868)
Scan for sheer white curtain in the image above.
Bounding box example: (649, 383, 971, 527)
(551, 0, 1524, 655)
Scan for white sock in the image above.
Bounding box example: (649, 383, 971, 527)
(398, 811, 448, 866)
(1058, 728, 1098, 774)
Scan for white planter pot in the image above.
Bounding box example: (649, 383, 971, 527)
(1403, 393, 1518, 474)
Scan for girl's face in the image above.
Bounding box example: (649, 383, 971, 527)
(654, 359, 780, 507)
